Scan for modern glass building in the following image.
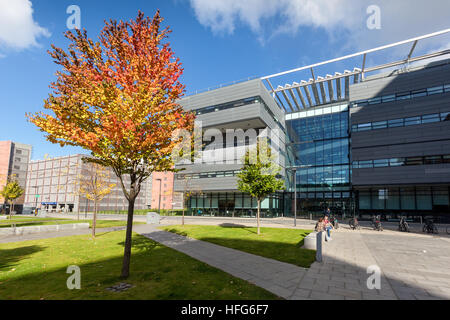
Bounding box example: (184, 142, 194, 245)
(174, 30, 450, 220)
(285, 104, 352, 217)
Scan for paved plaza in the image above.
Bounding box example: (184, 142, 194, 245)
(135, 224, 450, 300)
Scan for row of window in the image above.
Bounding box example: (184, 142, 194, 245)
(289, 138, 350, 167)
(195, 96, 260, 115)
(287, 111, 349, 143)
(176, 170, 242, 180)
(352, 112, 450, 132)
(353, 155, 450, 169)
(351, 83, 450, 108)
(358, 187, 449, 211)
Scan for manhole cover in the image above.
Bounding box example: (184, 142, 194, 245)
(106, 282, 135, 293)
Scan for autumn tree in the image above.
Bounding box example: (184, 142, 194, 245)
(178, 173, 203, 225)
(27, 11, 194, 278)
(74, 162, 116, 238)
(0, 176, 24, 220)
(237, 140, 285, 235)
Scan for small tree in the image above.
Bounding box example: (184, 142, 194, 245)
(237, 140, 285, 235)
(27, 11, 194, 278)
(179, 174, 202, 225)
(0, 176, 24, 220)
(75, 162, 116, 238)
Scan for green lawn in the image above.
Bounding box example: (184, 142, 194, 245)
(0, 231, 278, 300)
(161, 225, 316, 268)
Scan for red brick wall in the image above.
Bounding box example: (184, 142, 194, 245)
(0, 141, 12, 203)
(151, 172, 174, 210)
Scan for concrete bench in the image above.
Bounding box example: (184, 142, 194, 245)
(302, 232, 324, 262)
(0, 223, 90, 236)
(303, 232, 324, 250)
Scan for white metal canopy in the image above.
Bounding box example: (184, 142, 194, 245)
(262, 28, 450, 112)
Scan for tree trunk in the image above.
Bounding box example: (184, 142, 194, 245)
(9, 201, 13, 220)
(182, 208, 185, 226)
(92, 200, 97, 239)
(257, 199, 261, 235)
(121, 196, 136, 279)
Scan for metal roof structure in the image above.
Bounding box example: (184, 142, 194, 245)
(262, 28, 450, 112)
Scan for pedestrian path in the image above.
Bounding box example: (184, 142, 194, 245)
(135, 225, 309, 299)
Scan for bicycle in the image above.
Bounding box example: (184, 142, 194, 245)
(371, 215, 383, 231)
(349, 217, 360, 230)
(399, 217, 410, 233)
(423, 219, 438, 234)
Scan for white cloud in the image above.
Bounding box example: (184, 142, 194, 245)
(0, 0, 50, 51)
(189, 0, 450, 52)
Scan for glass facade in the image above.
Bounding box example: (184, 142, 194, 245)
(286, 106, 351, 194)
(356, 186, 450, 218)
(285, 105, 352, 217)
(186, 192, 284, 218)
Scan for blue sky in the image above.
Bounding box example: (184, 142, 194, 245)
(1, 0, 450, 160)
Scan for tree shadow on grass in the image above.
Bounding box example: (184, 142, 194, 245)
(0, 234, 278, 300)
(187, 237, 316, 268)
(219, 224, 258, 234)
(164, 228, 188, 237)
(118, 234, 159, 253)
(0, 245, 46, 271)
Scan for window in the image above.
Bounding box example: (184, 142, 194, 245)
(444, 155, 450, 164)
(427, 85, 444, 95)
(404, 116, 421, 126)
(389, 158, 405, 167)
(441, 112, 450, 121)
(15, 158, 21, 162)
(421, 114, 440, 124)
(368, 97, 382, 105)
(14, 165, 20, 170)
(405, 157, 423, 166)
(357, 123, 372, 131)
(445, 84, 450, 93)
(381, 95, 396, 103)
(411, 89, 427, 98)
(388, 119, 404, 128)
(373, 159, 389, 168)
(396, 92, 411, 101)
(372, 121, 387, 130)
(424, 156, 442, 165)
(359, 160, 373, 169)
(16, 150, 22, 154)
(355, 100, 368, 107)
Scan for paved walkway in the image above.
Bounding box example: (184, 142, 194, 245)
(135, 224, 450, 300)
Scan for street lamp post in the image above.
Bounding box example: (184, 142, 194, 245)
(32, 186, 40, 215)
(156, 178, 162, 214)
(293, 168, 297, 227)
